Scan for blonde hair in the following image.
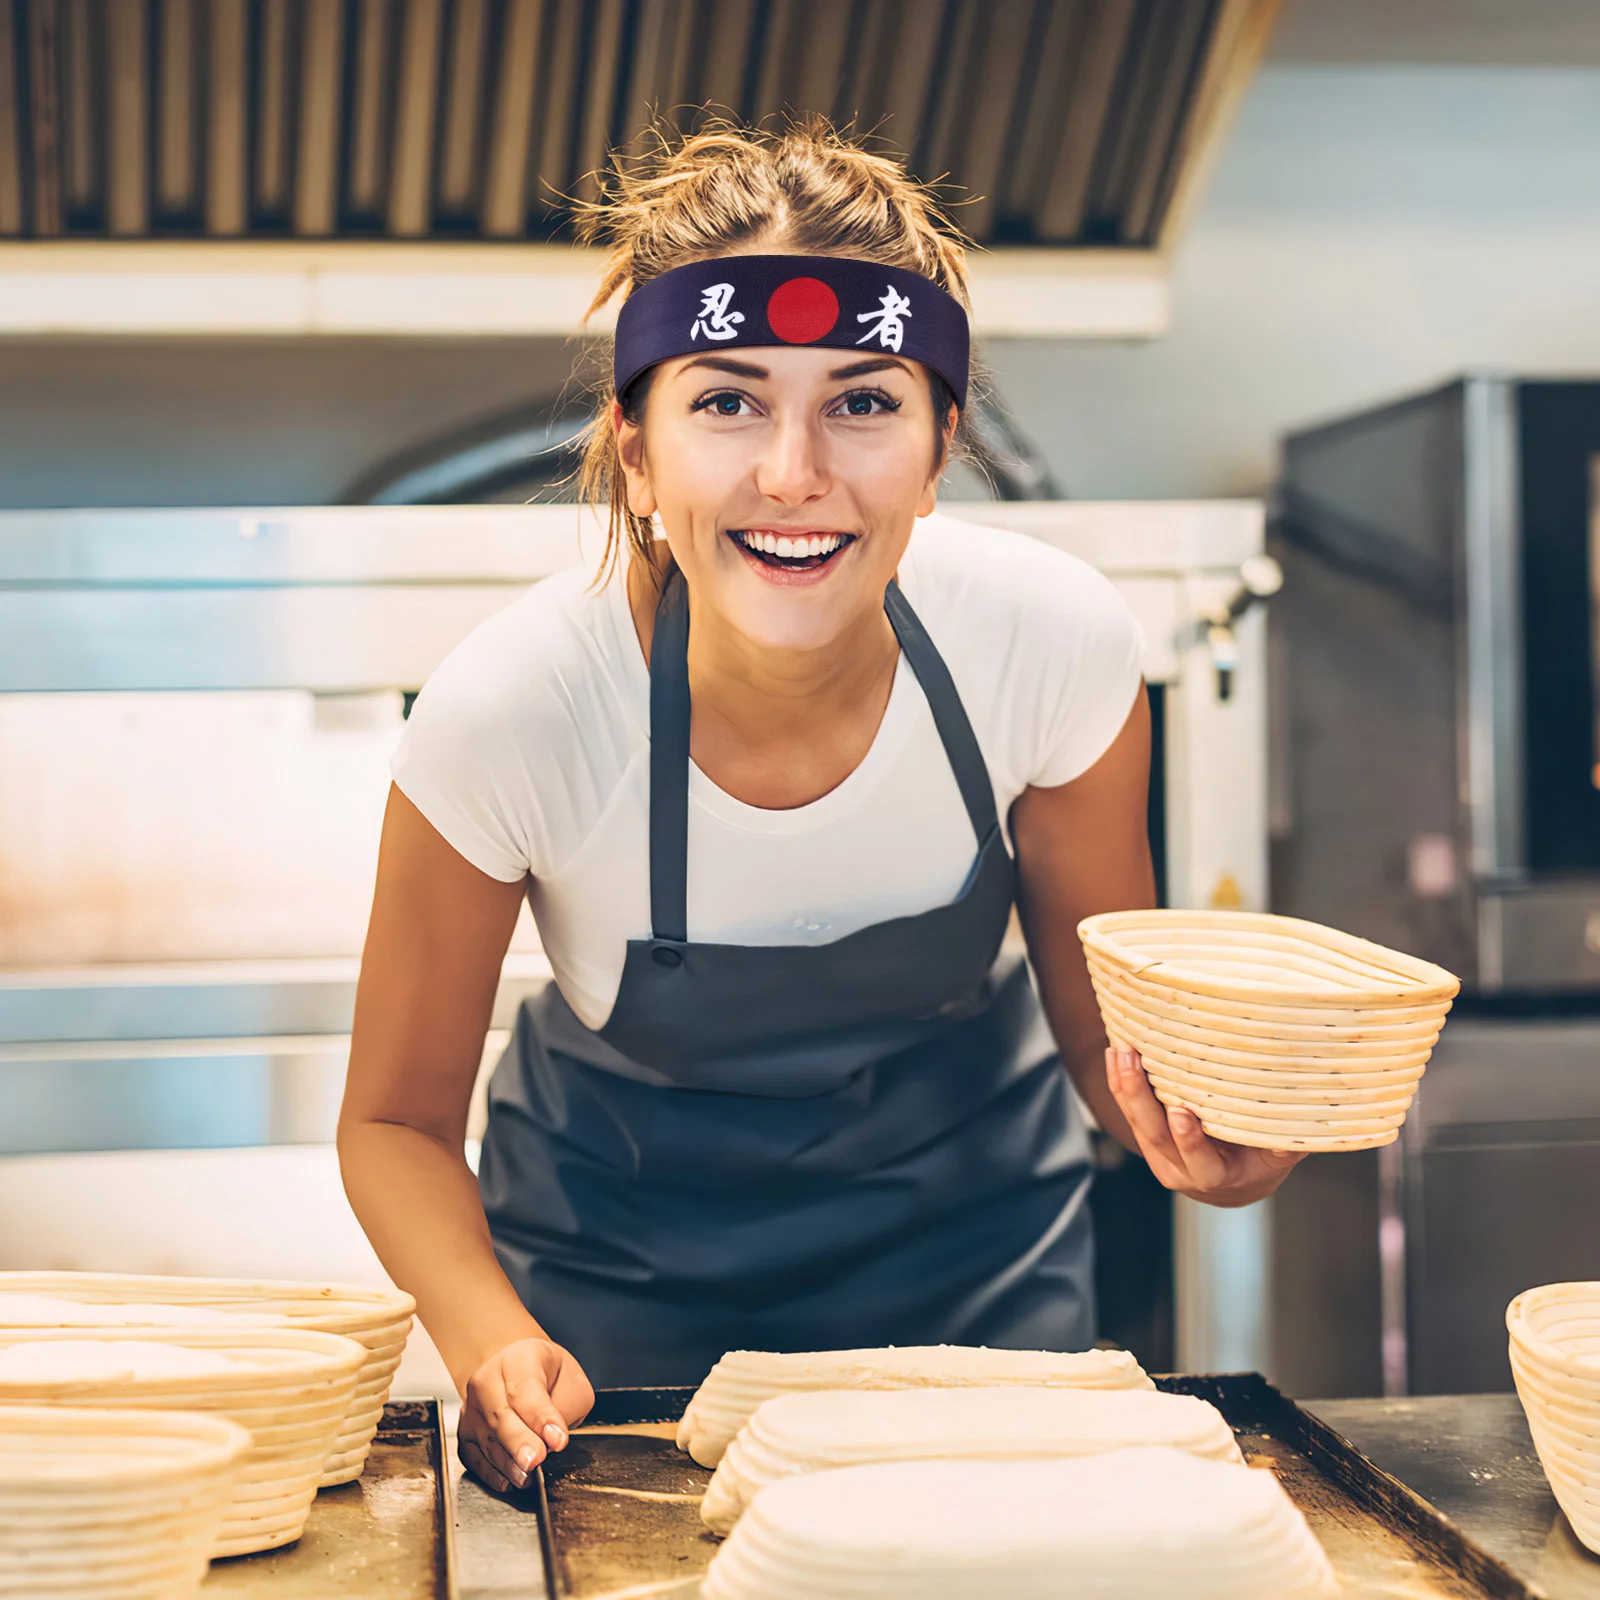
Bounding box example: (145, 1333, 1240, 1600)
(574, 116, 974, 584)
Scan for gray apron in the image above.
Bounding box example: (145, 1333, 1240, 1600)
(478, 571, 1095, 1387)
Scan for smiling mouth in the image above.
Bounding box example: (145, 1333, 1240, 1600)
(727, 529, 856, 572)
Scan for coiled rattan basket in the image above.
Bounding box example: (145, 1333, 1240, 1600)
(1079, 910, 1459, 1152)
(0, 1405, 249, 1598)
(0, 1326, 362, 1557)
(0, 1272, 414, 1487)
(1508, 1282, 1600, 1553)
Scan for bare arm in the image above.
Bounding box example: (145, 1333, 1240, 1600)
(339, 785, 593, 1490)
(1012, 689, 1301, 1208)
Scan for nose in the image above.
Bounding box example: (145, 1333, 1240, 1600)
(753, 412, 830, 507)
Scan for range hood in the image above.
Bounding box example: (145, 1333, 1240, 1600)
(1, 0, 1276, 247)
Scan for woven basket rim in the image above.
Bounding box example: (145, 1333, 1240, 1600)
(1080, 911, 1460, 1005)
(0, 1326, 364, 1401)
(0, 1273, 414, 1336)
(0, 1405, 249, 1489)
(1085, 953, 1454, 1031)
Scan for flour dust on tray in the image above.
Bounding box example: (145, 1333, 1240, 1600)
(677, 1345, 1151, 1468)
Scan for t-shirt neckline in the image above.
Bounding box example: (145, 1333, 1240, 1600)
(602, 556, 928, 835)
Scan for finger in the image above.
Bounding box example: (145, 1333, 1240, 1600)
(460, 1435, 510, 1495)
(468, 1368, 543, 1483)
(1106, 1049, 1190, 1183)
(549, 1358, 596, 1435)
(1166, 1105, 1230, 1189)
(505, 1370, 570, 1459)
(465, 1399, 533, 1488)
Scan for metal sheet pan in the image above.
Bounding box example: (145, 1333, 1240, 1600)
(205, 1399, 457, 1599)
(532, 1379, 1542, 1600)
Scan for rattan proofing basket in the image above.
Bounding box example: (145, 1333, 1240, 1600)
(0, 1272, 414, 1487)
(1079, 911, 1459, 1152)
(0, 1405, 249, 1598)
(1508, 1283, 1600, 1553)
(0, 1326, 362, 1557)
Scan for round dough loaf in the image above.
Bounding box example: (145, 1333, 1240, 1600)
(702, 1386, 1243, 1534)
(701, 1446, 1338, 1600)
(678, 1346, 1152, 1469)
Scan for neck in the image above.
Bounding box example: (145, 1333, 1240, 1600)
(625, 553, 899, 786)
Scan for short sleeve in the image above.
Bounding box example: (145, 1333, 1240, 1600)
(390, 672, 534, 883)
(1024, 560, 1147, 790)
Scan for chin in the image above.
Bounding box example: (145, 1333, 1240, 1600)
(714, 570, 876, 654)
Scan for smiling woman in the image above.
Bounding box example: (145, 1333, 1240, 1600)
(336, 117, 1303, 1501)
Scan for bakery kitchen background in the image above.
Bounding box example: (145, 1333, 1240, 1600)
(1, 1, 1599, 1596)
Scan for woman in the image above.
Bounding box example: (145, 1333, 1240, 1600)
(339, 121, 1301, 1497)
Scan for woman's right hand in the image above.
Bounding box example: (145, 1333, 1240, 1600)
(458, 1337, 596, 1493)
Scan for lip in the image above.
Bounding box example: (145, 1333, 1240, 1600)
(725, 528, 856, 587)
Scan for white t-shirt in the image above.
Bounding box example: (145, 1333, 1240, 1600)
(392, 511, 1144, 1030)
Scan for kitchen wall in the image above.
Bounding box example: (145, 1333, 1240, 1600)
(989, 63, 1600, 499)
(2, 63, 1598, 508)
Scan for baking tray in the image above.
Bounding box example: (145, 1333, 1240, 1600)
(206, 1399, 457, 1599)
(533, 1377, 1543, 1600)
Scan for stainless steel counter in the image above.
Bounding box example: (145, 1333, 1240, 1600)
(1310, 1394, 1600, 1598)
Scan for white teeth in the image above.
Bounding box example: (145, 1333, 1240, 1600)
(736, 531, 849, 560)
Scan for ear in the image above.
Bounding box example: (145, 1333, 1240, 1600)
(613, 398, 658, 519)
(917, 403, 959, 516)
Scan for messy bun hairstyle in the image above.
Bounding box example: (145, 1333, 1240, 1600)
(575, 116, 975, 583)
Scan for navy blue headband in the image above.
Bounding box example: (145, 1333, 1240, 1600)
(613, 255, 970, 409)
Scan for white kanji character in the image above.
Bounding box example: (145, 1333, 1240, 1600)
(690, 283, 744, 342)
(855, 285, 912, 351)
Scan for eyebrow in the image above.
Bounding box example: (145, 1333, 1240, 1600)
(681, 356, 770, 379)
(827, 357, 912, 381)
(679, 354, 913, 382)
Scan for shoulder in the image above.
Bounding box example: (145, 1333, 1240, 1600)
(408, 567, 635, 738)
(904, 510, 1146, 791)
(391, 567, 642, 879)
(904, 509, 1143, 657)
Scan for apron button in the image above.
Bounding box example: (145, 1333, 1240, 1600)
(652, 945, 683, 969)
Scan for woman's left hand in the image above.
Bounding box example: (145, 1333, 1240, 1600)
(1104, 1047, 1305, 1207)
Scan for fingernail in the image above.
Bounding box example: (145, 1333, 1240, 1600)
(543, 1423, 568, 1450)
(510, 1466, 528, 1489)
(516, 1446, 536, 1472)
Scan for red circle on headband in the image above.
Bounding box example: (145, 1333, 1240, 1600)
(766, 277, 840, 344)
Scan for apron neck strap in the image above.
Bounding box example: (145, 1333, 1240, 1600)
(648, 570, 693, 945)
(648, 571, 1000, 945)
(883, 578, 1001, 842)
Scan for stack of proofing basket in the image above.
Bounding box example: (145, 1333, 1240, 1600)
(0, 1273, 414, 1590)
(1508, 1283, 1600, 1553)
(0, 1407, 251, 1599)
(1079, 910, 1460, 1152)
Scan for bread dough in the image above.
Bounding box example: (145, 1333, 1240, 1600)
(678, 1346, 1152, 1468)
(701, 1386, 1242, 1534)
(0, 1293, 268, 1327)
(0, 1340, 246, 1382)
(701, 1445, 1338, 1600)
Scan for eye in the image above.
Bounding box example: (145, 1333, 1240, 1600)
(832, 388, 901, 418)
(691, 389, 754, 418)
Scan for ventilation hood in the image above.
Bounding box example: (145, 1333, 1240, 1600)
(0, 0, 1279, 336)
